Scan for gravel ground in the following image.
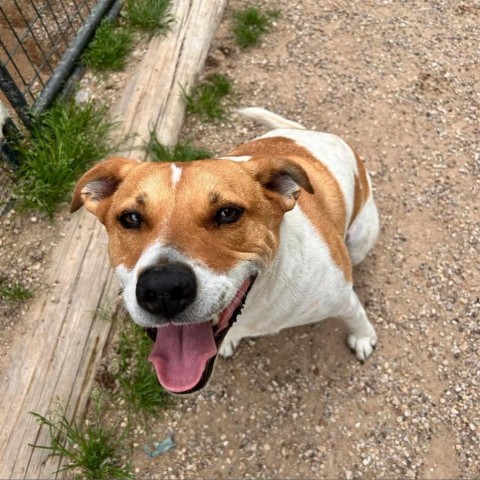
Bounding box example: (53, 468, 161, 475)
(2, 0, 479, 478)
(0, 210, 59, 369)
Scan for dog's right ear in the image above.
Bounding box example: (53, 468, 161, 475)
(70, 157, 138, 216)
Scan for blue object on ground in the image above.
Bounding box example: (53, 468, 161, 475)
(144, 435, 175, 458)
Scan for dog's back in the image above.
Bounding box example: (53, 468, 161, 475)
(234, 108, 378, 270)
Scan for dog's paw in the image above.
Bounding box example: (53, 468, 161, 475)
(218, 338, 240, 359)
(347, 330, 378, 362)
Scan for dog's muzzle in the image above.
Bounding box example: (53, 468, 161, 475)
(142, 275, 255, 395)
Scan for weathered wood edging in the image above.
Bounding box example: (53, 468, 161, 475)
(0, 1, 227, 477)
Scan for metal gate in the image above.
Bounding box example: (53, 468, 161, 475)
(0, 0, 120, 212)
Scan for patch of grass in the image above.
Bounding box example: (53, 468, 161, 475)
(232, 6, 280, 49)
(82, 19, 133, 71)
(30, 403, 133, 479)
(124, 0, 174, 35)
(118, 321, 172, 416)
(184, 74, 233, 121)
(147, 132, 212, 162)
(14, 100, 116, 218)
(0, 283, 33, 303)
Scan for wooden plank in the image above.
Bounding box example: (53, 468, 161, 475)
(116, 0, 226, 152)
(0, 0, 227, 477)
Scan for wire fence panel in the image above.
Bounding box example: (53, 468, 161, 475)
(0, 0, 96, 115)
(0, 0, 116, 213)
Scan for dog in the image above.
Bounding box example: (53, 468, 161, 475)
(71, 108, 379, 394)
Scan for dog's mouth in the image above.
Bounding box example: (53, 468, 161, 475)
(145, 278, 254, 394)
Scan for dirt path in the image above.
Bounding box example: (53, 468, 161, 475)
(119, 0, 479, 478)
(2, 0, 479, 478)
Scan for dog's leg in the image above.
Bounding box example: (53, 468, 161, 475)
(339, 290, 378, 361)
(218, 325, 249, 358)
(218, 337, 241, 358)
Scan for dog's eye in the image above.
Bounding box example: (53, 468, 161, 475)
(119, 211, 142, 229)
(215, 207, 244, 226)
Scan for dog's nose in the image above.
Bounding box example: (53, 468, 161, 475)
(136, 262, 197, 318)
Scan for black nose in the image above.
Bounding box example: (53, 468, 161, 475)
(136, 262, 197, 318)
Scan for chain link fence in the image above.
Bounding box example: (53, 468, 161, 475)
(0, 0, 119, 213)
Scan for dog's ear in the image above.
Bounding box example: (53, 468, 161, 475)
(244, 157, 314, 211)
(70, 157, 138, 216)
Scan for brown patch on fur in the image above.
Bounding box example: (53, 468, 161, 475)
(349, 147, 371, 227)
(162, 161, 284, 272)
(103, 163, 173, 269)
(74, 159, 285, 272)
(230, 137, 353, 281)
(70, 157, 139, 215)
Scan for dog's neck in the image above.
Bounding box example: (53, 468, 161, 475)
(240, 207, 317, 309)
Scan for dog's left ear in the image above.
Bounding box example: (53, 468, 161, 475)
(245, 157, 314, 211)
(70, 157, 138, 216)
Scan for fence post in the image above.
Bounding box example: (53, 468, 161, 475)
(32, 0, 117, 114)
(0, 64, 32, 129)
(0, 100, 21, 167)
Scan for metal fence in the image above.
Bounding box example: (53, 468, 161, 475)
(0, 0, 119, 213)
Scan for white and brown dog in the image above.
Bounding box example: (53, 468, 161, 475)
(71, 108, 379, 394)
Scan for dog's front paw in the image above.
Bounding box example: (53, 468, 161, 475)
(218, 338, 240, 359)
(347, 330, 378, 362)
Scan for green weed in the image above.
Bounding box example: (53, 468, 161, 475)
(146, 132, 212, 162)
(30, 403, 132, 479)
(82, 20, 133, 71)
(184, 74, 233, 121)
(14, 100, 116, 218)
(0, 283, 33, 303)
(117, 321, 172, 417)
(124, 0, 174, 35)
(232, 6, 280, 49)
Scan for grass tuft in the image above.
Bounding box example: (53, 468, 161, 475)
(117, 321, 172, 416)
(184, 74, 233, 121)
(82, 19, 133, 71)
(30, 403, 133, 479)
(147, 132, 212, 162)
(124, 0, 174, 35)
(232, 6, 280, 49)
(14, 100, 116, 218)
(0, 283, 33, 304)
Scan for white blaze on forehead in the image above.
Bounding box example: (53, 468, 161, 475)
(170, 164, 183, 188)
(219, 155, 251, 163)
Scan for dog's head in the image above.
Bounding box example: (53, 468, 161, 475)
(72, 156, 312, 393)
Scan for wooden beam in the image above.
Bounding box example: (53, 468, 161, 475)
(0, 0, 226, 477)
(116, 0, 227, 153)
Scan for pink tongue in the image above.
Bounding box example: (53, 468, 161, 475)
(148, 322, 216, 393)
(148, 279, 253, 393)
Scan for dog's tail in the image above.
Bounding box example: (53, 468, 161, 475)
(238, 107, 305, 130)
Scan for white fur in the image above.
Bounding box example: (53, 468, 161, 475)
(218, 155, 251, 163)
(238, 107, 306, 130)
(219, 109, 379, 360)
(170, 164, 182, 188)
(115, 264, 129, 288)
(218, 204, 378, 360)
(347, 192, 379, 266)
